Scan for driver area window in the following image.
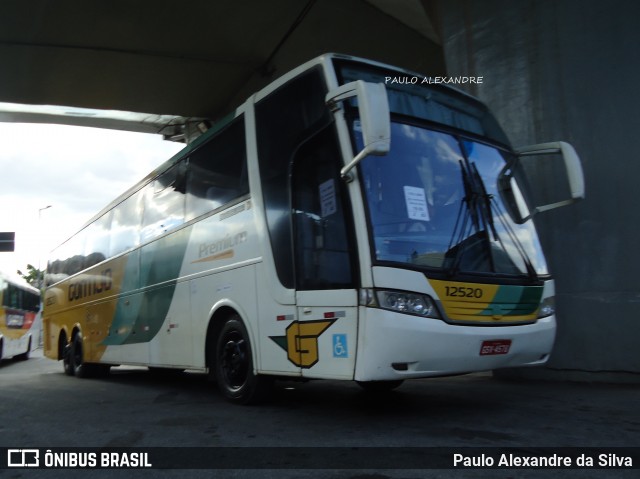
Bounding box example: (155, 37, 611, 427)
(292, 130, 356, 290)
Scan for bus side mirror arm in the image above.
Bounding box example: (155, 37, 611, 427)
(325, 81, 391, 182)
(501, 141, 585, 223)
(515, 141, 585, 204)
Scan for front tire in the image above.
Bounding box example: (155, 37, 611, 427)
(215, 316, 271, 404)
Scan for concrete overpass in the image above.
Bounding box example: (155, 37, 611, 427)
(0, 0, 444, 134)
(1, 0, 638, 381)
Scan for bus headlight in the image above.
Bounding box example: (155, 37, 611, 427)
(360, 289, 441, 319)
(537, 296, 556, 318)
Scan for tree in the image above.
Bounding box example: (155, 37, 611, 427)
(17, 264, 44, 289)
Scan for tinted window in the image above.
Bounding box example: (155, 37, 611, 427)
(84, 211, 113, 268)
(109, 189, 144, 257)
(335, 60, 510, 147)
(141, 162, 186, 242)
(255, 67, 331, 288)
(48, 228, 86, 277)
(2, 283, 40, 312)
(186, 117, 247, 220)
(292, 129, 355, 290)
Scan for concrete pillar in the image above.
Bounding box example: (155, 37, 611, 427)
(434, 0, 640, 380)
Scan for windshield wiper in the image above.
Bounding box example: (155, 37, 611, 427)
(446, 160, 538, 281)
(472, 161, 539, 281)
(470, 163, 499, 242)
(487, 191, 539, 281)
(445, 160, 489, 276)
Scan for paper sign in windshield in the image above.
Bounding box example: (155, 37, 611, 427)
(404, 186, 430, 221)
(320, 179, 337, 217)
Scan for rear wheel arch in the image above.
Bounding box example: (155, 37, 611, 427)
(204, 306, 271, 404)
(57, 328, 69, 360)
(61, 325, 83, 376)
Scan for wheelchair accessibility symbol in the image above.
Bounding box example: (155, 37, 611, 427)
(333, 334, 348, 358)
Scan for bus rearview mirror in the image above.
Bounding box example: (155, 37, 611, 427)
(325, 81, 390, 180)
(499, 141, 585, 223)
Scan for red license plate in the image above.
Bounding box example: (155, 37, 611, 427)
(480, 339, 512, 356)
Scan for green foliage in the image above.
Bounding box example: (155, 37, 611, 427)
(17, 264, 44, 288)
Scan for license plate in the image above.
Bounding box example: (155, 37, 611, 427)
(480, 339, 511, 356)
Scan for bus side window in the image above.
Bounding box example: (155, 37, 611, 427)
(84, 211, 113, 268)
(141, 162, 186, 242)
(109, 189, 144, 257)
(186, 117, 248, 221)
(50, 229, 86, 277)
(5, 283, 18, 308)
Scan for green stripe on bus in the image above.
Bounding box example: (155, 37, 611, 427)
(101, 228, 190, 345)
(477, 285, 543, 317)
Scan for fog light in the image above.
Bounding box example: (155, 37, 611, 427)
(537, 297, 555, 318)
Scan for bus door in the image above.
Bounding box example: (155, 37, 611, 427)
(294, 291, 358, 380)
(291, 128, 359, 380)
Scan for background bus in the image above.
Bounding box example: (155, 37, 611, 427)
(43, 54, 583, 403)
(0, 272, 40, 361)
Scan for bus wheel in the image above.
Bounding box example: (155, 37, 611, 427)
(71, 334, 88, 378)
(215, 316, 271, 404)
(356, 380, 404, 393)
(62, 342, 74, 376)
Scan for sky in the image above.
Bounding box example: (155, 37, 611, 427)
(0, 122, 185, 281)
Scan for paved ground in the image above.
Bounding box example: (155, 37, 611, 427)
(0, 348, 638, 479)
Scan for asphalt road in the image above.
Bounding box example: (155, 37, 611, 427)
(0, 349, 638, 479)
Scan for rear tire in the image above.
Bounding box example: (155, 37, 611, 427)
(71, 333, 88, 378)
(63, 341, 74, 376)
(70, 333, 109, 378)
(215, 316, 272, 404)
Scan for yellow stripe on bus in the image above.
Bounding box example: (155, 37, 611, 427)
(429, 279, 541, 324)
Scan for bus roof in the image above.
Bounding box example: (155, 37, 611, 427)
(0, 270, 40, 293)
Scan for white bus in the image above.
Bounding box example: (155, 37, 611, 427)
(43, 54, 584, 403)
(1, 272, 41, 361)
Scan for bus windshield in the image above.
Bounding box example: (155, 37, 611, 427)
(357, 121, 549, 278)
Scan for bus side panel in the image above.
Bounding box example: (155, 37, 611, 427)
(148, 280, 193, 368)
(43, 253, 135, 363)
(187, 264, 260, 369)
(180, 199, 261, 370)
(100, 228, 191, 366)
(254, 261, 300, 377)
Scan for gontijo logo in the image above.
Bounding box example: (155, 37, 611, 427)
(270, 312, 346, 367)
